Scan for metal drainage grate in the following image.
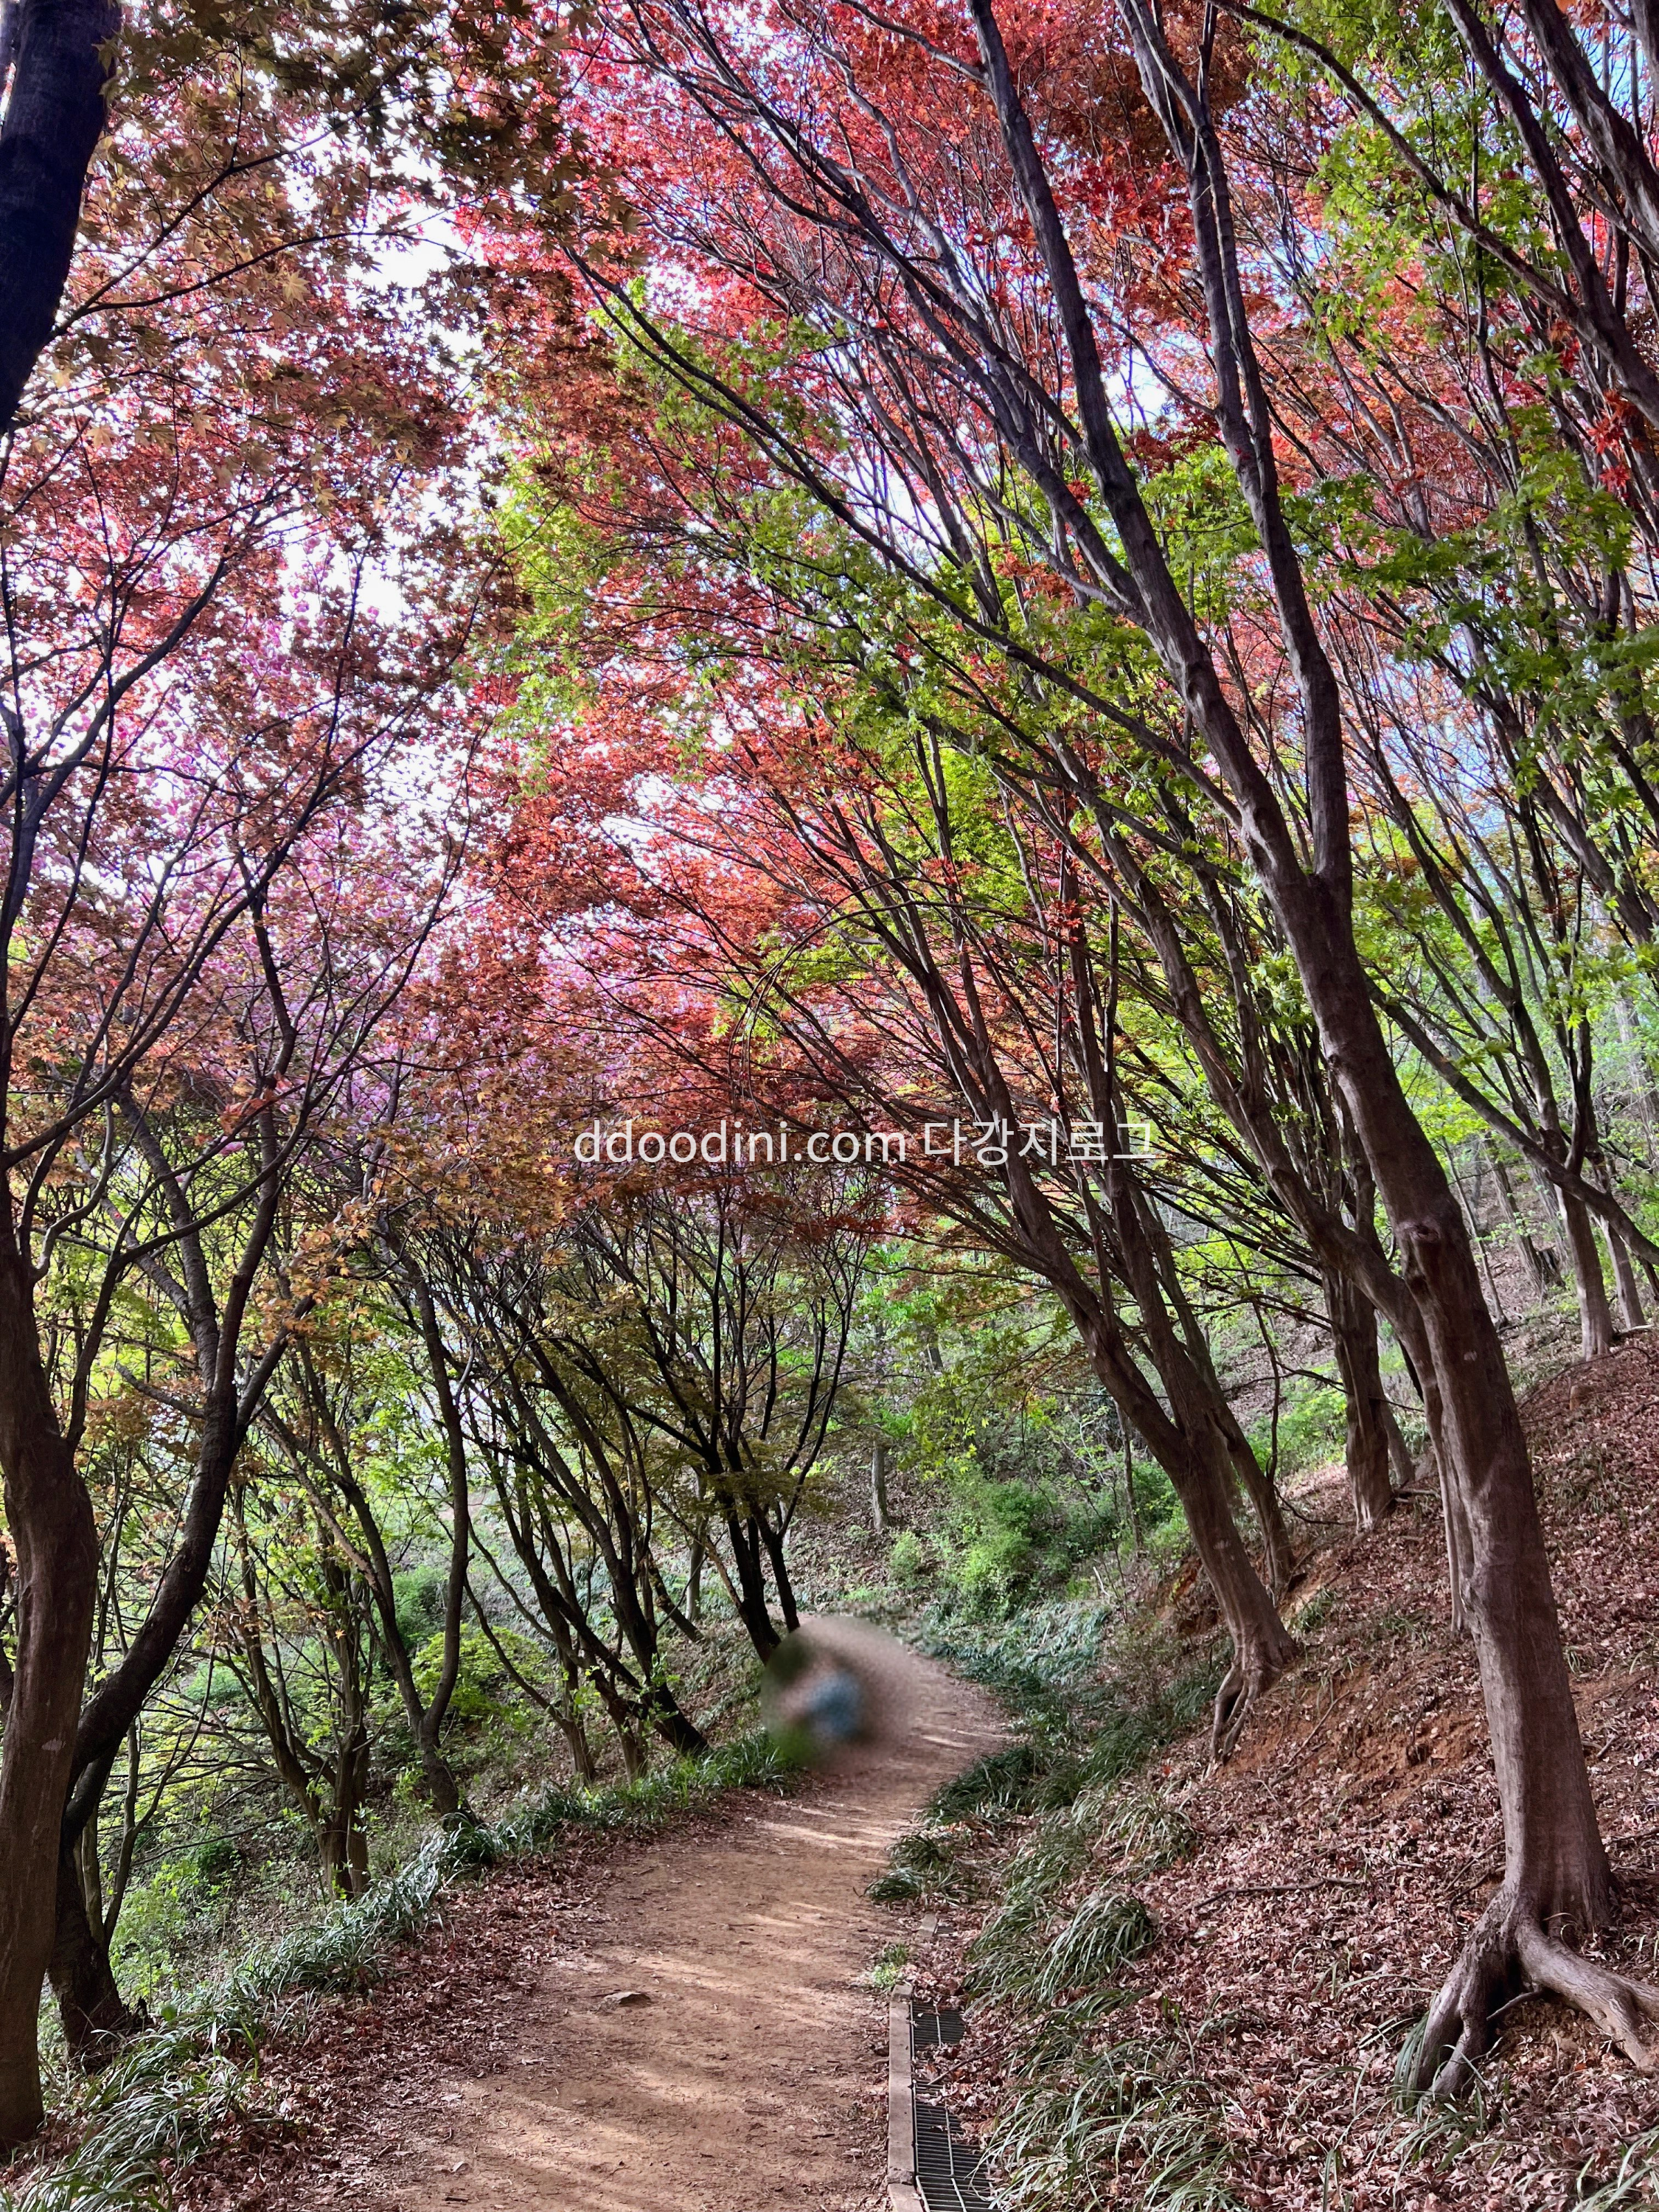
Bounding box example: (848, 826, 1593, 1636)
(911, 2005, 994, 2212)
(913, 2098, 993, 2212)
(912, 2006, 964, 2051)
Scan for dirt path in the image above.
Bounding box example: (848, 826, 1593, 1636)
(356, 1635, 999, 2212)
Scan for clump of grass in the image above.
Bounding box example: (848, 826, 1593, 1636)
(1290, 1586, 1338, 1636)
(1575, 2127, 1659, 2207)
(930, 1602, 1239, 2208)
(988, 2026, 1242, 2212)
(931, 1743, 1045, 1823)
(0, 2020, 248, 2212)
(1096, 1789, 1197, 1876)
(1037, 1892, 1156, 2003)
(869, 1826, 965, 1902)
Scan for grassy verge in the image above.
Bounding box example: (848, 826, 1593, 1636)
(1, 1733, 800, 2212)
(870, 1598, 1242, 2211)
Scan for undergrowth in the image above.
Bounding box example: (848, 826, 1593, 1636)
(890, 1597, 1241, 2211)
(0, 1733, 799, 2212)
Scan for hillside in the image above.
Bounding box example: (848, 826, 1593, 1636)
(900, 1338, 1659, 2210)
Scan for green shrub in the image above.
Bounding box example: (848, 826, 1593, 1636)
(890, 1528, 927, 1585)
(1251, 1385, 1346, 1479)
(393, 1565, 446, 1650)
(411, 1624, 509, 1724)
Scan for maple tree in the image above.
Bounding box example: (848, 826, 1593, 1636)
(0, 12, 513, 2125)
(466, 0, 1659, 2090)
(10, 0, 1659, 2174)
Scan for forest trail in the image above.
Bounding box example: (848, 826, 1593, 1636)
(374, 1637, 999, 2212)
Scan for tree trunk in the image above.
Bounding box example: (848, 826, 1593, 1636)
(48, 1842, 138, 2063)
(1265, 897, 1614, 2093)
(1607, 1217, 1648, 1332)
(1326, 1269, 1395, 1533)
(1231, 1440, 1294, 1596)
(643, 1681, 709, 1758)
(0, 0, 122, 430)
(1593, 1156, 1648, 1331)
(721, 1509, 781, 1659)
(0, 1239, 99, 2149)
(1071, 1313, 1293, 1760)
(1119, 1357, 1294, 1761)
(1559, 1180, 1618, 1357)
(870, 1439, 894, 1532)
(1166, 1267, 1294, 1590)
(1382, 1402, 1416, 1492)
(560, 1709, 599, 1783)
(757, 1513, 800, 1635)
(964, 0, 1618, 2086)
(407, 1270, 472, 1818)
(1488, 1144, 1560, 1295)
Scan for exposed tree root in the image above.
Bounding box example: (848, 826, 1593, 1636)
(1210, 1666, 1253, 1763)
(1412, 1893, 1659, 2099)
(1209, 1659, 1274, 1764)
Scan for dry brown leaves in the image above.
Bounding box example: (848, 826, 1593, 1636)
(919, 1335, 1659, 2209)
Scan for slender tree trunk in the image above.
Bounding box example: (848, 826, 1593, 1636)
(1326, 1269, 1395, 1532)
(1607, 1217, 1647, 1332)
(757, 1513, 800, 1635)
(407, 1272, 471, 1818)
(1382, 1402, 1416, 1491)
(0, 1239, 99, 2149)
(1166, 1267, 1294, 1589)
(1231, 1439, 1294, 1596)
(1113, 1353, 1293, 1760)
(319, 1721, 369, 1899)
(1593, 1155, 1648, 1330)
(1489, 1143, 1559, 1295)
(1450, 1152, 1507, 1325)
(870, 1439, 894, 1532)
(1559, 1180, 1618, 1357)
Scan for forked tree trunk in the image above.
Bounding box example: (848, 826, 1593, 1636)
(0, 1239, 99, 2149)
(49, 1843, 139, 2061)
(1326, 1269, 1395, 1532)
(758, 1514, 801, 1635)
(723, 1508, 782, 1659)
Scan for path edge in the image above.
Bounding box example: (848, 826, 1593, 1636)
(887, 1975, 922, 2212)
